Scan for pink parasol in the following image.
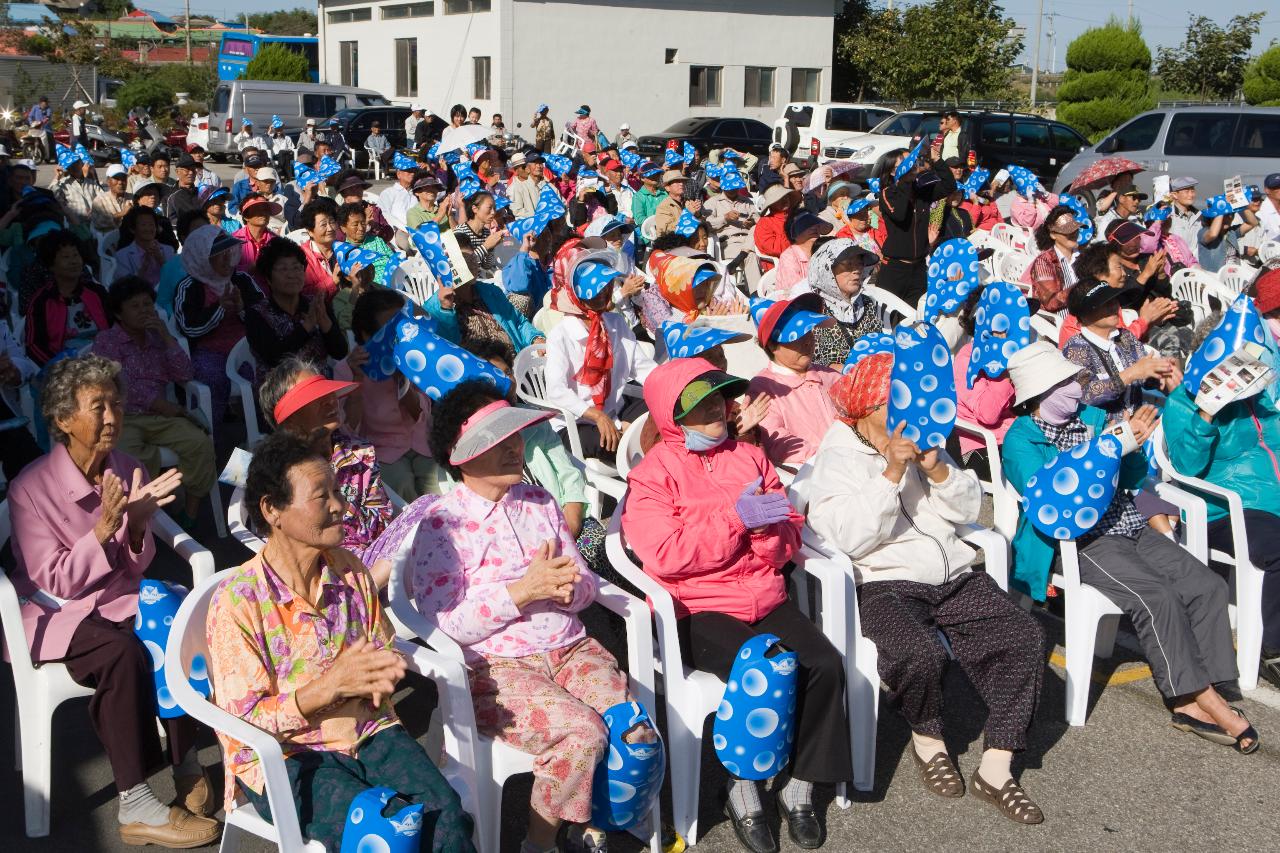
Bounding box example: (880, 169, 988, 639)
(804, 159, 868, 194)
(1068, 157, 1144, 192)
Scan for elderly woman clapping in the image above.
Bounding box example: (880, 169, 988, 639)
(206, 431, 476, 852)
(7, 355, 220, 848)
(364, 380, 653, 853)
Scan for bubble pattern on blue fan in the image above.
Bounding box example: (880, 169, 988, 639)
(134, 579, 209, 719)
(590, 701, 666, 831)
(894, 139, 925, 181)
(661, 320, 744, 359)
(713, 634, 799, 781)
(966, 281, 1032, 388)
(842, 332, 896, 374)
(887, 322, 957, 449)
(674, 208, 701, 237)
(1007, 164, 1042, 198)
(408, 222, 457, 289)
(1056, 193, 1096, 244)
(664, 147, 683, 168)
(721, 168, 748, 192)
(1183, 292, 1268, 397)
(339, 787, 424, 853)
(393, 151, 417, 172)
(543, 154, 573, 176)
(1021, 433, 1123, 540)
(923, 237, 981, 321)
(388, 312, 511, 401)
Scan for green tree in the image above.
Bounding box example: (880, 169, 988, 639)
(241, 43, 310, 82)
(115, 76, 172, 115)
(1155, 13, 1265, 102)
(835, 0, 1021, 106)
(1243, 44, 1280, 106)
(246, 9, 317, 36)
(1057, 18, 1154, 141)
(94, 0, 135, 18)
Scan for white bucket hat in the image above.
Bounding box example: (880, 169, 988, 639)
(1007, 340, 1083, 406)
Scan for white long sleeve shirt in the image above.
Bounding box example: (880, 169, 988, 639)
(545, 312, 656, 423)
(378, 183, 415, 231)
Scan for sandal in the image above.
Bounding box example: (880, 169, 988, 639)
(1170, 711, 1237, 746)
(970, 772, 1044, 825)
(1228, 706, 1261, 755)
(911, 750, 965, 798)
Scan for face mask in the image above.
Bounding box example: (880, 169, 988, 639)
(681, 425, 727, 452)
(1267, 317, 1280, 343)
(1039, 380, 1083, 425)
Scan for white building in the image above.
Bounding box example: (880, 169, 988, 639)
(317, 0, 836, 137)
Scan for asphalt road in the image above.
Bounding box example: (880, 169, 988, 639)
(4, 160, 1279, 852)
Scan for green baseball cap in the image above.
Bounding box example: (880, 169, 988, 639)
(674, 369, 749, 420)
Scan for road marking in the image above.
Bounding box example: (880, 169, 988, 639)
(1047, 651, 1152, 686)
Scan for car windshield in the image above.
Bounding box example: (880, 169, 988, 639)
(870, 112, 927, 137)
(663, 118, 710, 135)
(333, 109, 359, 125)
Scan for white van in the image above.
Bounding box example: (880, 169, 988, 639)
(773, 102, 896, 166)
(206, 80, 389, 158)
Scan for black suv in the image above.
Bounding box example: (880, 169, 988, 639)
(327, 105, 413, 168)
(635, 117, 774, 161)
(825, 109, 1090, 181)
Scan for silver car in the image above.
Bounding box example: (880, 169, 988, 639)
(1053, 106, 1280, 200)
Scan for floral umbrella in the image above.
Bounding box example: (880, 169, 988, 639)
(803, 160, 869, 194)
(1067, 157, 1144, 192)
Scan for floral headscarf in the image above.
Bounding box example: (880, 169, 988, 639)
(829, 352, 893, 427)
(649, 250, 712, 322)
(181, 224, 242, 296)
(807, 238, 868, 325)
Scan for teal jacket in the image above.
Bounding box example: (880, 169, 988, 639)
(1001, 406, 1149, 601)
(631, 186, 668, 244)
(424, 281, 542, 351)
(1163, 385, 1280, 522)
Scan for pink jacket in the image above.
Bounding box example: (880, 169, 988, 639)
(952, 342, 1016, 455)
(747, 363, 841, 467)
(333, 362, 432, 466)
(621, 358, 802, 622)
(7, 445, 155, 662)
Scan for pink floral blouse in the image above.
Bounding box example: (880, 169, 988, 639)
(363, 483, 597, 663)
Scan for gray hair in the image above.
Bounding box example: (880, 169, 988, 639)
(41, 354, 122, 445)
(258, 355, 323, 428)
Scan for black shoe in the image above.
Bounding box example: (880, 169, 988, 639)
(1261, 650, 1280, 690)
(774, 791, 825, 849)
(720, 797, 777, 853)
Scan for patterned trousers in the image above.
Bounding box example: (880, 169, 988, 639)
(857, 571, 1045, 751)
(469, 637, 631, 824)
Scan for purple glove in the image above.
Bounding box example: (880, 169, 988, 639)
(734, 477, 793, 529)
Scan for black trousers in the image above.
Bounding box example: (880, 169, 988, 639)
(61, 613, 197, 791)
(679, 600, 853, 784)
(563, 394, 648, 462)
(874, 256, 928, 308)
(1208, 508, 1280, 651)
(857, 571, 1045, 751)
(0, 393, 41, 481)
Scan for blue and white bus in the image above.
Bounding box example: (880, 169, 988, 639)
(217, 33, 319, 82)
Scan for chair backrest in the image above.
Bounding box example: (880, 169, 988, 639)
(863, 284, 917, 329)
(391, 257, 439, 307)
(1258, 240, 1280, 266)
(227, 336, 254, 376)
(227, 485, 266, 552)
(640, 216, 658, 243)
(756, 267, 778, 297)
(165, 571, 312, 851)
(512, 344, 551, 408)
(998, 252, 1033, 285)
(1218, 262, 1257, 296)
(286, 229, 308, 245)
(1029, 312, 1060, 342)
(0, 501, 37, 682)
(615, 411, 649, 478)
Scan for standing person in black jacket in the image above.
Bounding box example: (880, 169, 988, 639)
(876, 146, 957, 306)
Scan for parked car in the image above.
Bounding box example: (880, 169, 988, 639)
(635, 117, 773, 161)
(822, 109, 1089, 181)
(327, 105, 413, 168)
(206, 79, 388, 158)
(1053, 106, 1280, 201)
(773, 102, 896, 166)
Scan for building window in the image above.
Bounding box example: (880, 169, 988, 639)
(327, 7, 372, 23)
(395, 38, 418, 98)
(444, 0, 490, 12)
(339, 41, 359, 87)
(745, 66, 774, 108)
(665, 48, 677, 64)
(473, 56, 491, 100)
(381, 2, 433, 19)
(790, 68, 821, 102)
(689, 65, 721, 108)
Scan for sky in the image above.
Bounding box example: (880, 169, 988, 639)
(135, 1, 1279, 73)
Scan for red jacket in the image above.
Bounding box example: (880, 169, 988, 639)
(621, 358, 802, 622)
(753, 208, 791, 270)
(26, 276, 110, 366)
(300, 239, 337, 302)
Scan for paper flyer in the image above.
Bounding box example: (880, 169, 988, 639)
(1195, 343, 1274, 416)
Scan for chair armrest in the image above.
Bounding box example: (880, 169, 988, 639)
(586, 471, 626, 502)
(959, 523, 1009, 592)
(151, 511, 215, 584)
(593, 580, 658, 709)
(1157, 464, 1249, 557)
(181, 379, 214, 433)
(1152, 481, 1208, 563)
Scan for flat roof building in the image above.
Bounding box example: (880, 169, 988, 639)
(317, 0, 836, 136)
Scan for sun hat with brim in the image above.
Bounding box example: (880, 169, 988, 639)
(412, 175, 443, 193)
(750, 293, 832, 347)
(1253, 268, 1280, 315)
(449, 399, 553, 466)
(198, 185, 230, 207)
(255, 166, 279, 183)
(785, 211, 832, 243)
(208, 230, 243, 256)
(72, 100, 89, 110)
(573, 260, 623, 300)
(827, 181, 856, 202)
(132, 182, 163, 201)
(662, 169, 685, 186)
(1008, 340, 1083, 406)
(674, 369, 750, 421)
(1066, 280, 1125, 319)
(1170, 176, 1198, 191)
(273, 374, 358, 425)
(661, 320, 751, 359)
(241, 195, 283, 218)
(761, 183, 798, 210)
(338, 174, 371, 194)
(105, 164, 127, 179)
(1106, 220, 1146, 246)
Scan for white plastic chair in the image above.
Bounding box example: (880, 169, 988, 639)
(756, 267, 779, 298)
(1217, 262, 1258, 296)
(1150, 425, 1265, 690)
(639, 216, 658, 244)
(387, 532, 662, 853)
(0, 501, 213, 838)
(1258, 239, 1280, 266)
(225, 337, 261, 446)
(862, 285, 917, 329)
(285, 228, 309, 245)
(364, 144, 384, 181)
(1171, 267, 1231, 321)
(997, 475, 1207, 725)
(998, 252, 1034, 286)
(390, 256, 439, 307)
(614, 411, 649, 479)
(166, 335, 226, 537)
(164, 570, 473, 853)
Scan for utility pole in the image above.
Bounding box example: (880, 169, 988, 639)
(1127, 0, 1133, 27)
(184, 0, 192, 64)
(1029, 0, 1044, 106)
(1047, 12, 1057, 75)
